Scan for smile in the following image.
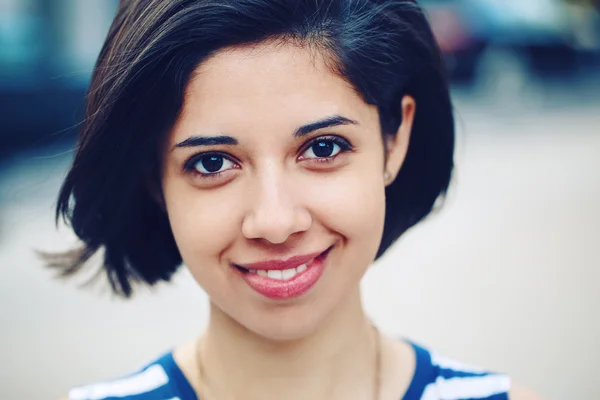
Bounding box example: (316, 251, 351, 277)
(247, 260, 312, 280)
(232, 246, 333, 300)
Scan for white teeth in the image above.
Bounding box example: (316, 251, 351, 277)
(248, 259, 315, 280)
(281, 268, 297, 280)
(296, 263, 307, 273)
(267, 270, 283, 280)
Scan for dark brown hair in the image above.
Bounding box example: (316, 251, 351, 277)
(49, 0, 454, 297)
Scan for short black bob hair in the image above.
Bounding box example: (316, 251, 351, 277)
(50, 0, 454, 297)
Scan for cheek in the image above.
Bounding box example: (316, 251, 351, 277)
(162, 175, 241, 266)
(305, 160, 386, 247)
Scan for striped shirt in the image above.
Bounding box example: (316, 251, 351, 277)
(68, 341, 511, 400)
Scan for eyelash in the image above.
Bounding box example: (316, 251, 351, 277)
(183, 135, 354, 179)
(182, 152, 236, 180)
(299, 135, 354, 161)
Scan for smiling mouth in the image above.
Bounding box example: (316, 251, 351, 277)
(233, 245, 333, 280)
(234, 260, 312, 280)
(233, 245, 333, 300)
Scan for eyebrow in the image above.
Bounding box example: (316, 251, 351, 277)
(173, 114, 358, 149)
(293, 115, 358, 137)
(174, 135, 238, 149)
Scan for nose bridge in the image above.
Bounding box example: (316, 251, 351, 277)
(242, 161, 309, 243)
(255, 165, 290, 216)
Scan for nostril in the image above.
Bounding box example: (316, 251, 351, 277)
(241, 202, 311, 243)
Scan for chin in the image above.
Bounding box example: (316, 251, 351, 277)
(241, 308, 330, 342)
(205, 239, 373, 342)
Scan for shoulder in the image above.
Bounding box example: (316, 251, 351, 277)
(405, 341, 543, 400)
(61, 351, 195, 400)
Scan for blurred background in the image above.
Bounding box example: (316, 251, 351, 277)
(1, 0, 599, 399)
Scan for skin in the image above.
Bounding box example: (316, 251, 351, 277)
(162, 41, 408, 343)
(161, 41, 413, 399)
(60, 40, 542, 400)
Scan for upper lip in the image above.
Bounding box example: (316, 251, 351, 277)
(236, 248, 329, 271)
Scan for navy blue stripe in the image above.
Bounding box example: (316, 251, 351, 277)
(401, 340, 436, 400)
(399, 341, 510, 400)
(158, 352, 198, 400)
(437, 367, 490, 380)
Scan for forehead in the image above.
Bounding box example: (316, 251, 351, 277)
(171, 41, 377, 142)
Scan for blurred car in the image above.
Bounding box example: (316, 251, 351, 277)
(420, 0, 600, 83)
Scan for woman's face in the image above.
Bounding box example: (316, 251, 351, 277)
(161, 41, 412, 340)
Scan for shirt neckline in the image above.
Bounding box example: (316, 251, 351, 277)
(161, 339, 431, 400)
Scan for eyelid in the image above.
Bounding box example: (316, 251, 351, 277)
(182, 151, 240, 174)
(298, 134, 354, 156)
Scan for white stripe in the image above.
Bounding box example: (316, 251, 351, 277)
(423, 375, 511, 400)
(420, 383, 440, 400)
(430, 352, 487, 374)
(68, 364, 169, 400)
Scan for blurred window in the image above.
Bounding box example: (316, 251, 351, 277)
(0, 0, 44, 87)
(0, 0, 118, 89)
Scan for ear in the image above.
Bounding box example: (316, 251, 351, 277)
(384, 95, 416, 186)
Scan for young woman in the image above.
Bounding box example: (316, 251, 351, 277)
(52, 0, 541, 399)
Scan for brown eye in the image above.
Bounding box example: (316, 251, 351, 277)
(302, 139, 343, 159)
(185, 153, 237, 176)
(197, 155, 225, 173)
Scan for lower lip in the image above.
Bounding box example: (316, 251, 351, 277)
(237, 249, 330, 300)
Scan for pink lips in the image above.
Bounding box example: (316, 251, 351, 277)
(234, 247, 331, 300)
(237, 251, 323, 271)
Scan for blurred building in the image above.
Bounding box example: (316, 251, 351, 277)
(0, 0, 118, 150)
(420, 0, 600, 82)
(1, 0, 599, 153)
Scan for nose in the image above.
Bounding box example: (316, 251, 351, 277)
(241, 169, 312, 244)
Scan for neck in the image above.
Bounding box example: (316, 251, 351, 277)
(199, 288, 378, 400)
